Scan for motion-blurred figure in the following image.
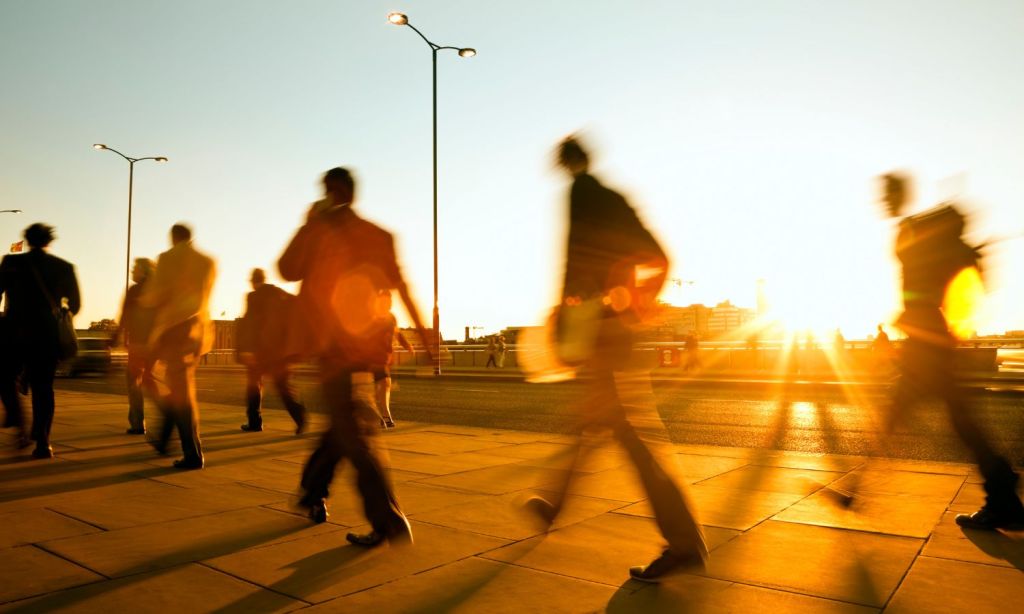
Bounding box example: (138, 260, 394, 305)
(526, 137, 707, 582)
(683, 333, 701, 372)
(495, 334, 508, 368)
(142, 224, 216, 470)
(879, 172, 1024, 529)
(237, 268, 306, 434)
(0, 223, 80, 458)
(280, 167, 431, 547)
(116, 257, 157, 435)
(485, 335, 497, 368)
(371, 291, 413, 429)
(872, 323, 893, 373)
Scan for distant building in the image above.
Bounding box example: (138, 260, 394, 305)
(658, 303, 713, 339)
(212, 319, 238, 351)
(708, 300, 755, 338)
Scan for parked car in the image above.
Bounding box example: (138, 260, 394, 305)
(56, 336, 112, 377)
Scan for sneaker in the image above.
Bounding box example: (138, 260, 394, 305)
(629, 549, 704, 583)
(956, 505, 1024, 531)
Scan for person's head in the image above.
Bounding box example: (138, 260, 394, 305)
(24, 223, 55, 250)
(131, 258, 155, 284)
(879, 172, 911, 218)
(250, 268, 266, 290)
(877, 323, 885, 333)
(556, 136, 589, 177)
(170, 223, 192, 246)
(323, 167, 356, 206)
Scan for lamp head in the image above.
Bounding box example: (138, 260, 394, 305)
(93, 144, 107, 150)
(458, 48, 476, 58)
(387, 12, 408, 25)
(155, 157, 168, 162)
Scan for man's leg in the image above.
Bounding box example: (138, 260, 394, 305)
(27, 352, 58, 458)
(243, 366, 264, 431)
(165, 352, 203, 467)
(125, 349, 146, 433)
(0, 355, 27, 447)
(375, 375, 394, 426)
(272, 365, 306, 432)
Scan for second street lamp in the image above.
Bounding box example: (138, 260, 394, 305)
(93, 144, 167, 301)
(388, 12, 475, 375)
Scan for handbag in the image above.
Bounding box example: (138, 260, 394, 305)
(28, 263, 78, 360)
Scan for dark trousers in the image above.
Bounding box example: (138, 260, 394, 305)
(245, 363, 305, 428)
(0, 357, 22, 430)
(300, 367, 407, 537)
(23, 350, 58, 446)
(126, 347, 155, 431)
(889, 338, 1019, 510)
(152, 322, 203, 463)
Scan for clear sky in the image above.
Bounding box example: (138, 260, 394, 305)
(2, 0, 1022, 339)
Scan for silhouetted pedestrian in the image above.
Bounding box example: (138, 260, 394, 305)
(526, 137, 707, 582)
(371, 291, 413, 429)
(280, 167, 431, 547)
(485, 336, 497, 368)
(0, 223, 80, 458)
(878, 172, 1024, 529)
(237, 268, 306, 434)
(116, 257, 157, 434)
(142, 224, 216, 470)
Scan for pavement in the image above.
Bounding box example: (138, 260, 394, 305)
(1, 390, 1022, 612)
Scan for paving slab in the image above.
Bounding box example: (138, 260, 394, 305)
(482, 512, 737, 587)
(0, 545, 103, 604)
(774, 488, 948, 538)
(828, 468, 964, 501)
(618, 484, 805, 531)
(40, 507, 334, 578)
(0, 563, 303, 613)
(695, 465, 843, 495)
(382, 431, 511, 455)
(922, 510, 1024, 568)
(418, 463, 566, 495)
(384, 449, 522, 476)
(411, 490, 627, 541)
(204, 521, 509, 604)
(675, 453, 750, 483)
(606, 574, 880, 613)
(703, 520, 922, 607)
(886, 556, 1024, 614)
(0, 508, 101, 548)
(306, 556, 616, 613)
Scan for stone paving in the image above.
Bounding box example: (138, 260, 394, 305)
(0, 389, 1022, 612)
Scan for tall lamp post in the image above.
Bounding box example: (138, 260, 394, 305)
(387, 11, 475, 375)
(93, 144, 167, 301)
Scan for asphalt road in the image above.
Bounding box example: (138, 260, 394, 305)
(56, 368, 1024, 464)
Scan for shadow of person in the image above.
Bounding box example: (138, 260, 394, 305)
(962, 527, 1024, 570)
(605, 575, 710, 612)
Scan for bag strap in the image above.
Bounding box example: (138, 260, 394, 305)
(27, 262, 60, 313)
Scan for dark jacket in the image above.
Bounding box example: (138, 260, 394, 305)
(237, 283, 295, 364)
(119, 282, 156, 349)
(279, 205, 404, 367)
(0, 249, 81, 352)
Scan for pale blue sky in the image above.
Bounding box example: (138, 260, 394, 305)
(2, 1, 1022, 338)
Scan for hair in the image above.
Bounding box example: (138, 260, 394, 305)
(557, 136, 589, 167)
(170, 223, 192, 243)
(134, 257, 155, 278)
(250, 268, 266, 284)
(24, 223, 55, 248)
(323, 167, 356, 195)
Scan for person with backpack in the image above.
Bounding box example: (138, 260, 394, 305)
(236, 268, 306, 434)
(879, 172, 1024, 530)
(525, 137, 707, 583)
(0, 223, 80, 459)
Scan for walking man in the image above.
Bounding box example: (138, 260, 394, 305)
(279, 167, 431, 546)
(237, 268, 306, 433)
(879, 172, 1024, 529)
(142, 223, 216, 470)
(116, 258, 157, 434)
(527, 137, 707, 582)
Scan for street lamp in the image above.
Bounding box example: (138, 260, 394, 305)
(93, 144, 167, 301)
(388, 12, 475, 375)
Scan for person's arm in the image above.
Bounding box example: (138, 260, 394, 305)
(395, 329, 413, 352)
(278, 223, 314, 282)
(138, 254, 168, 308)
(65, 263, 81, 315)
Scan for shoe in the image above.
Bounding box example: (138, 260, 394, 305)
(126, 428, 146, 435)
(172, 457, 204, 470)
(379, 418, 387, 429)
(31, 445, 54, 459)
(297, 496, 329, 523)
(629, 549, 704, 583)
(524, 495, 558, 528)
(346, 530, 386, 547)
(294, 413, 306, 435)
(384, 419, 396, 429)
(241, 423, 263, 432)
(956, 505, 1024, 531)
